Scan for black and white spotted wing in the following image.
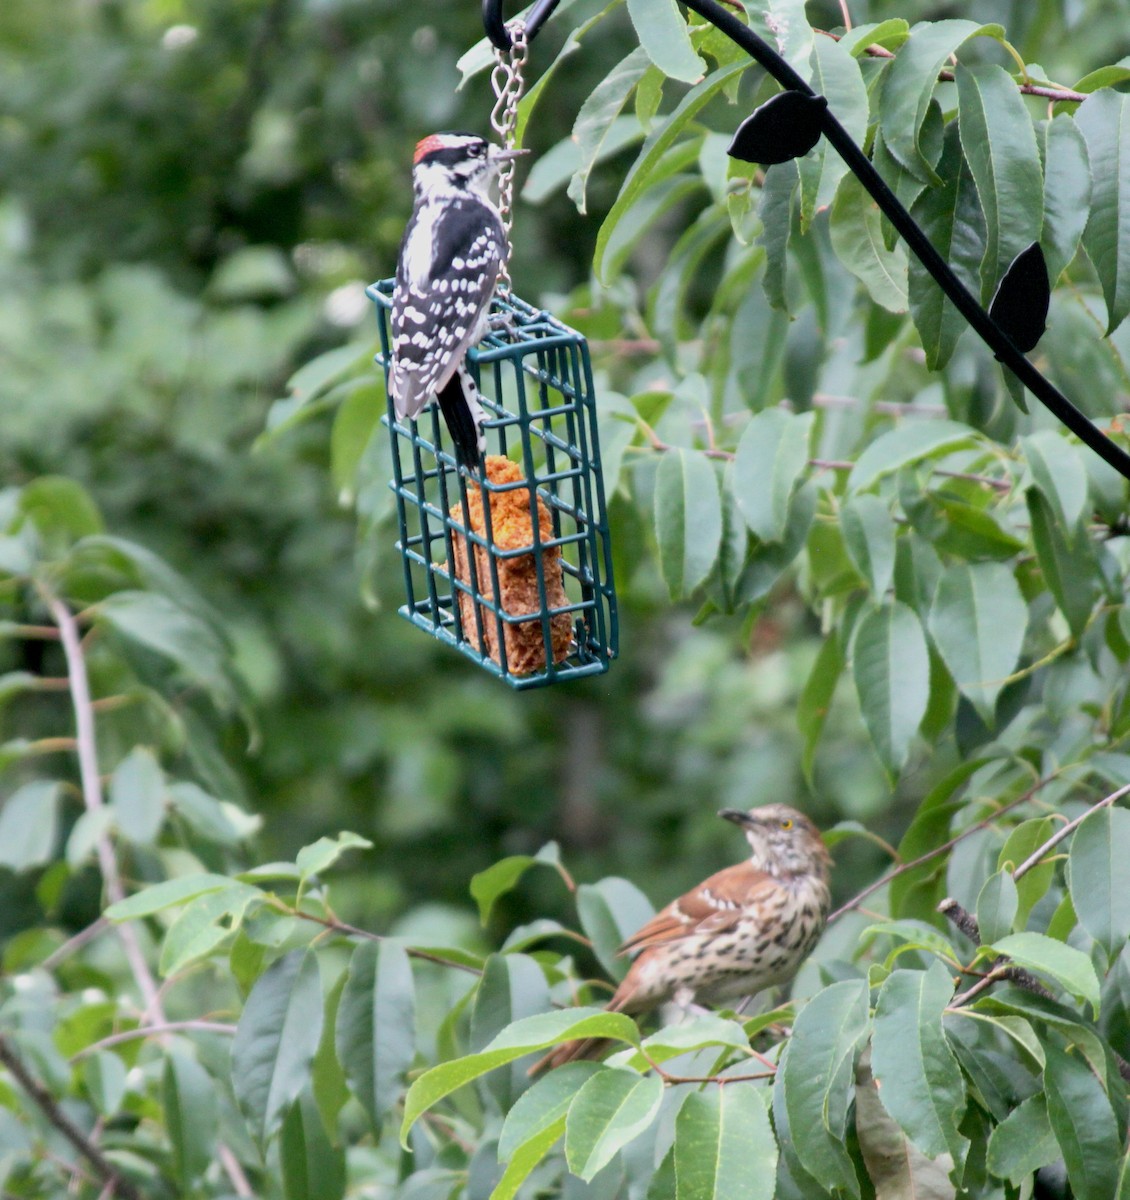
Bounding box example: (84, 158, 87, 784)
(389, 194, 504, 421)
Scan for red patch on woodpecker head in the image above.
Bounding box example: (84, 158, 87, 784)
(413, 134, 447, 164)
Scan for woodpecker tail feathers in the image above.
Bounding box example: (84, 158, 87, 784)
(437, 366, 487, 468)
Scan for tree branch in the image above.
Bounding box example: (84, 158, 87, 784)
(0, 1035, 142, 1200)
(1011, 783, 1130, 880)
(72, 1021, 237, 1059)
(828, 775, 1055, 923)
(43, 591, 166, 1025)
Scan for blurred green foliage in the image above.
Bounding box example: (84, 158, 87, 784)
(6, 0, 1130, 1195)
(0, 0, 893, 950)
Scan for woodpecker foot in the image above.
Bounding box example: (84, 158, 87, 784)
(488, 310, 520, 341)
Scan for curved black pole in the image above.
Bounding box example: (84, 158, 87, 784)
(483, 0, 562, 50)
(674, 0, 1130, 483)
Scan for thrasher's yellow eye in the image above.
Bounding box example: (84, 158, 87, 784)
(780, 818, 793, 830)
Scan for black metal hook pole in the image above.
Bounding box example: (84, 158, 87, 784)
(483, 0, 562, 51)
(679, 0, 1130, 483)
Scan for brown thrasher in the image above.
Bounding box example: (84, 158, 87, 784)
(534, 804, 831, 1071)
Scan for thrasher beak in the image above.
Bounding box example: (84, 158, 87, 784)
(719, 808, 757, 828)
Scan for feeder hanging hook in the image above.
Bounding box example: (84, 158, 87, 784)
(483, 0, 561, 51)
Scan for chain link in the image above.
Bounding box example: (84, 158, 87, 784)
(490, 21, 527, 293)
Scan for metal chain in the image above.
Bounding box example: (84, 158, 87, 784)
(489, 20, 527, 293)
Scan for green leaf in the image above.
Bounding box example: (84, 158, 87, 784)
(470, 953, 551, 1109)
(1077, 90, 1130, 333)
(105, 872, 241, 920)
(955, 63, 1044, 301)
(499, 1062, 601, 1161)
(330, 379, 384, 504)
(1044, 1042, 1122, 1200)
(280, 1090, 346, 1200)
(654, 449, 723, 598)
(841, 494, 897, 599)
(109, 747, 166, 845)
(908, 123, 987, 369)
(986, 1094, 1058, 1186)
(0, 781, 60, 871)
(798, 38, 869, 232)
(565, 1068, 663, 1181)
(871, 963, 966, 1162)
(82, 1051, 127, 1116)
(778, 979, 869, 1195)
(626, 0, 703, 83)
(765, 0, 813, 70)
(595, 60, 748, 280)
(928, 562, 1027, 722)
(96, 590, 237, 712)
(576, 877, 655, 979)
(797, 634, 843, 785)
(998, 816, 1060, 926)
(163, 1052, 217, 1191)
(295, 831, 372, 881)
(568, 48, 652, 213)
(1023, 430, 1090, 544)
(1027, 490, 1100, 638)
(830, 174, 909, 312)
(262, 342, 373, 443)
(158, 883, 263, 976)
(18, 476, 104, 548)
(674, 1085, 776, 1200)
(335, 942, 415, 1130)
(639, 1015, 752, 1062)
(470, 843, 563, 925)
(839, 18, 909, 56)
(311, 970, 349, 1141)
(847, 420, 977, 493)
(758, 162, 797, 310)
(168, 781, 246, 846)
(878, 20, 1003, 182)
(400, 1009, 642, 1146)
(989, 933, 1101, 1013)
(233, 949, 325, 1144)
(976, 870, 1018, 946)
(1041, 116, 1092, 284)
(852, 600, 930, 775)
(732, 409, 814, 544)
(1068, 805, 1130, 962)
(493, 1118, 569, 1200)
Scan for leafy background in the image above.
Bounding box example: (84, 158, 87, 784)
(4, 0, 1130, 1196)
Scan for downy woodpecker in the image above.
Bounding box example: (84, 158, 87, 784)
(389, 132, 524, 466)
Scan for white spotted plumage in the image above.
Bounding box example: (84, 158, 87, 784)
(389, 133, 521, 461)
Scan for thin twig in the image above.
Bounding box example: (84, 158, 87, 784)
(1, 624, 61, 640)
(41, 918, 110, 972)
(72, 1021, 237, 1060)
(43, 591, 166, 1025)
(218, 1144, 254, 1198)
(828, 775, 1054, 923)
(288, 908, 484, 975)
(951, 965, 1013, 1007)
(818, 31, 1088, 103)
(938, 899, 1054, 1001)
(1011, 784, 1130, 880)
(0, 1035, 142, 1200)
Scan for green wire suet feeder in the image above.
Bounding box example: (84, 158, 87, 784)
(369, 280, 618, 689)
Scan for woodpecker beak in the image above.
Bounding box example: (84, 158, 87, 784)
(719, 808, 757, 828)
(491, 147, 530, 162)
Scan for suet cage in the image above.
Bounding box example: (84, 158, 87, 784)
(368, 280, 618, 689)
